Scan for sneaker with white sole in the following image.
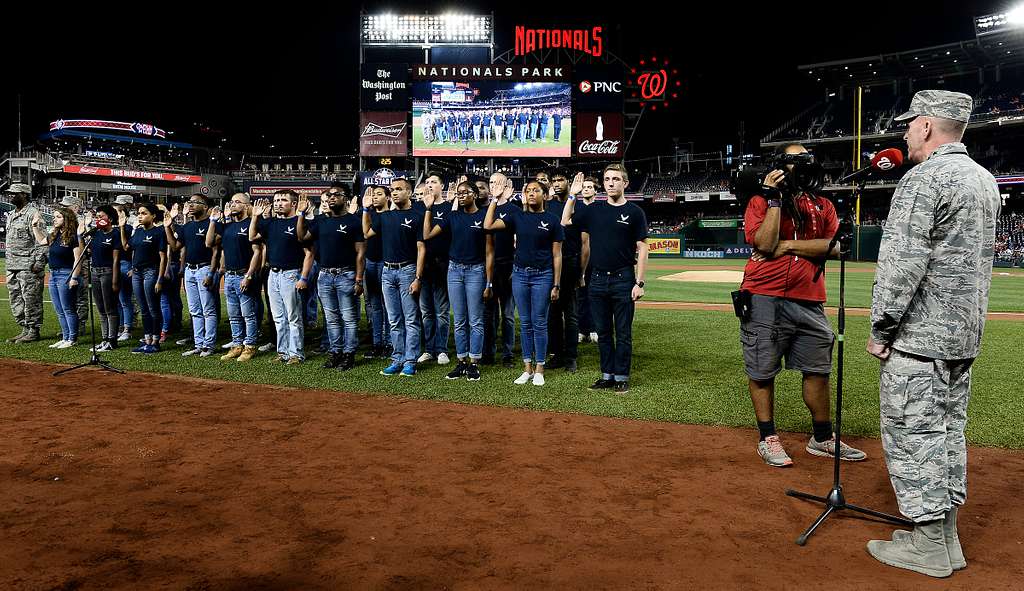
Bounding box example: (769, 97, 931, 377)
(757, 435, 794, 467)
(54, 340, 76, 349)
(532, 373, 546, 386)
(437, 352, 450, 365)
(199, 348, 214, 358)
(91, 341, 113, 353)
(513, 371, 533, 385)
(175, 337, 192, 346)
(182, 347, 202, 357)
(117, 331, 131, 342)
(49, 340, 67, 349)
(806, 435, 867, 461)
(221, 341, 234, 350)
(257, 342, 275, 353)
(590, 332, 598, 342)
(417, 352, 434, 363)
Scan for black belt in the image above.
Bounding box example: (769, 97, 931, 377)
(269, 267, 300, 273)
(383, 261, 415, 269)
(132, 265, 156, 273)
(321, 266, 355, 274)
(594, 266, 634, 276)
(225, 269, 248, 276)
(91, 266, 113, 271)
(185, 263, 210, 270)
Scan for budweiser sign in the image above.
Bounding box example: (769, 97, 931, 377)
(578, 139, 622, 155)
(361, 122, 407, 138)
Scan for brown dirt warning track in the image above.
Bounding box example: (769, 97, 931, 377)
(1, 358, 1021, 590)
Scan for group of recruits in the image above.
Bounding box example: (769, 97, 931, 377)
(421, 107, 568, 145)
(9, 164, 649, 392)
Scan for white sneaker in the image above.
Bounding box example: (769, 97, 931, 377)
(221, 341, 234, 350)
(175, 337, 192, 346)
(513, 371, 533, 385)
(437, 352, 450, 365)
(257, 342, 275, 353)
(55, 340, 76, 349)
(117, 331, 131, 342)
(532, 373, 546, 386)
(182, 347, 202, 357)
(589, 332, 598, 342)
(199, 348, 214, 358)
(418, 352, 435, 363)
(578, 333, 585, 343)
(91, 341, 112, 353)
(49, 340, 67, 348)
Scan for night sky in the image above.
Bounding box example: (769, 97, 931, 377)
(3, 1, 1010, 158)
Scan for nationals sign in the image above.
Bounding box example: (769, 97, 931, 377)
(514, 26, 603, 57)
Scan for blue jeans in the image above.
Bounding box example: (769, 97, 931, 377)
(132, 266, 162, 336)
(484, 261, 515, 359)
(382, 264, 421, 365)
(447, 262, 486, 360)
(304, 261, 320, 326)
(49, 268, 79, 341)
(117, 260, 135, 329)
(419, 258, 450, 356)
(318, 270, 359, 354)
(589, 268, 637, 380)
(364, 260, 386, 347)
(268, 269, 304, 360)
(184, 266, 219, 349)
(224, 273, 258, 347)
(539, 122, 548, 140)
(512, 266, 553, 364)
(160, 262, 183, 333)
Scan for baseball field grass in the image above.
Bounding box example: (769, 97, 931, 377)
(3, 258, 1022, 448)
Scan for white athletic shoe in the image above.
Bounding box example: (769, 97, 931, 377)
(117, 331, 131, 342)
(418, 352, 434, 363)
(532, 373, 546, 386)
(513, 371, 533, 385)
(437, 352, 451, 365)
(257, 342, 275, 353)
(590, 332, 598, 342)
(91, 341, 113, 353)
(49, 340, 67, 348)
(54, 340, 76, 349)
(182, 347, 202, 357)
(578, 333, 585, 343)
(199, 348, 214, 358)
(175, 337, 192, 346)
(221, 341, 234, 350)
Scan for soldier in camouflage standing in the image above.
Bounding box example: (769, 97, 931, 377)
(4, 183, 49, 343)
(866, 90, 1000, 578)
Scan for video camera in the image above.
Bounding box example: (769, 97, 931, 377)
(732, 151, 825, 199)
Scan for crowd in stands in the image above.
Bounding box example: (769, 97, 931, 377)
(996, 213, 1024, 266)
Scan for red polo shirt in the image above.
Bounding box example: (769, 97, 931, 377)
(740, 193, 838, 303)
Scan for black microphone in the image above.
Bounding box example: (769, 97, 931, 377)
(835, 148, 904, 184)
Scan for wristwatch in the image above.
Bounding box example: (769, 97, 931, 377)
(553, 284, 561, 289)
(636, 280, 645, 288)
(244, 274, 253, 281)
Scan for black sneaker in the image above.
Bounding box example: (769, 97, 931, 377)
(501, 356, 514, 368)
(614, 381, 630, 395)
(465, 363, 481, 381)
(589, 378, 615, 390)
(338, 352, 356, 371)
(364, 345, 381, 359)
(323, 352, 342, 369)
(564, 359, 577, 373)
(446, 361, 469, 380)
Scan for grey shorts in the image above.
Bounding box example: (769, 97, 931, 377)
(739, 294, 835, 380)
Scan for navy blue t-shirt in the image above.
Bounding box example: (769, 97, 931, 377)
(129, 225, 167, 268)
(491, 202, 518, 262)
(91, 228, 121, 268)
(48, 235, 79, 270)
(425, 204, 453, 260)
(502, 208, 564, 269)
(547, 199, 584, 260)
(435, 209, 487, 265)
(256, 216, 306, 270)
(309, 213, 364, 268)
(179, 219, 215, 265)
(365, 210, 384, 262)
(216, 218, 256, 271)
(575, 201, 649, 272)
(372, 208, 424, 264)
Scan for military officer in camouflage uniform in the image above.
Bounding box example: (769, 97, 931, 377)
(5, 183, 49, 343)
(866, 90, 1000, 578)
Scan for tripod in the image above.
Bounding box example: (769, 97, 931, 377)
(785, 222, 911, 545)
(53, 233, 124, 377)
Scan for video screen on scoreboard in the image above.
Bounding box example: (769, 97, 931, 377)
(412, 80, 571, 157)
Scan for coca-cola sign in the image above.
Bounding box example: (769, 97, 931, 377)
(574, 112, 623, 159)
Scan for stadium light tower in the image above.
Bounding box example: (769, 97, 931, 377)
(975, 5, 1024, 35)
(361, 12, 494, 62)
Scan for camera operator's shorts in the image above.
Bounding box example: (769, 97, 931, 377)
(739, 294, 834, 380)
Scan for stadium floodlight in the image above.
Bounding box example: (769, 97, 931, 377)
(975, 5, 1024, 35)
(362, 12, 492, 45)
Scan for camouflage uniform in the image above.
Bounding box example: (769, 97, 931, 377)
(871, 90, 1001, 523)
(5, 200, 48, 334)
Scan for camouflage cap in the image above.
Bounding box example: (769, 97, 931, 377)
(60, 195, 84, 208)
(114, 194, 135, 205)
(894, 90, 973, 123)
(6, 182, 31, 194)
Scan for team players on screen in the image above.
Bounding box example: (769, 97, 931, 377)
(421, 108, 570, 144)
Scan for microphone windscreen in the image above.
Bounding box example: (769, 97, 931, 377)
(871, 148, 904, 171)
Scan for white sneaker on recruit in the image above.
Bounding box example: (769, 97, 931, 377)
(437, 352, 450, 365)
(513, 371, 533, 385)
(175, 337, 192, 346)
(418, 352, 434, 363)
(199, 348, 214, 358)
(182, 347, 202, 357)
(578, 333, 585, 343)
(49, 340, 67, 349)
(221, 341, 234, 350)
(55, 340, 76, 349)
(590, 332, 598, 342)
(117, 331, 131, 342)
(532, 373, 546, 386)
(257, 342, 275, 353)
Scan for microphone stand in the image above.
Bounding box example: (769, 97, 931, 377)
(53, 233, 125, 377)
(785, 179, 911, 545)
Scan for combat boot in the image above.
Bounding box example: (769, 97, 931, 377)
(891, 507, 965, 570)
(15, 328, 41, 343)
(7, 328, 28, 343)
(867, 520, 952, 578)
(236, 346, 257, 362)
